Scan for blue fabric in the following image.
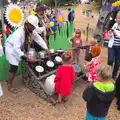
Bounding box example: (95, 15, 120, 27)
(68, 10, 75, 22)
(49, 17, 57, 32)
(86, 112, 106, 120)
(108, 46, 120, 78)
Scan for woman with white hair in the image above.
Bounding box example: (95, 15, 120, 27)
(5, 15, 48, 93)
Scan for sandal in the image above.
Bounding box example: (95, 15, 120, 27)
(8, 85, 18, 94)
(56, 100, 62, 104)
(8, 88, 18, 94)
(62, 97, 68, 102)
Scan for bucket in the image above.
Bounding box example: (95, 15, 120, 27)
(44, 74, 55, 95)
(72, 64, 81, 73)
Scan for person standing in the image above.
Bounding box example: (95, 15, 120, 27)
(108, 11, 120, 80)
(5, 15, 48, 93)
(83, 63, 115, 120)
(35, 3, 50, 43)
(54, 51, 75, 103)
(68, 29, 82, 65)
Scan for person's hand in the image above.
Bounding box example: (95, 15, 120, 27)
(45, 49, 51, 55)
(22, 55, 29, 59)
(112, 30, 116, 35)
(28, 57, 38, 62)
(84, 65, 87, 68)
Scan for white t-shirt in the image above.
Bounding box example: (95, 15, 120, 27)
(108, 23, 120, 48)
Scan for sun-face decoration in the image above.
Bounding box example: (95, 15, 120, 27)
(55, 10, 64, 27)
(112, 0, 120, 7)
(5, 4, 24, 27)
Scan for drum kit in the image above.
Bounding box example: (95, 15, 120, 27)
(22, 47, 86, 104)
(26, 48, 64, 78)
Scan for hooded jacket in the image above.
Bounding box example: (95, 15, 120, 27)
(83, 82, 115, 117)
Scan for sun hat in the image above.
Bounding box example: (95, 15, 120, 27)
(27, 15, 39, 28)
(36, 3, 47, 12)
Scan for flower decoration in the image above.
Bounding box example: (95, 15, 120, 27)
(55, 10, 64, 27)
(49, 17, 57, 33)
(5, 4, 24, 27)
(68, 8, 75, 22)
(112, 1, 120, 7)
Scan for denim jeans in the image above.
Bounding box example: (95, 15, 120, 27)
(108, 46, 120, 78)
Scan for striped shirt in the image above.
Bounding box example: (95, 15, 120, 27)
(112, 23, 120, 46)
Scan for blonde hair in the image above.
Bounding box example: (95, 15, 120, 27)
(117, 11, 120, 18)
(96, 63, 112, 80)
(61, 51, 72, 63)
(90, 39, 97, 45)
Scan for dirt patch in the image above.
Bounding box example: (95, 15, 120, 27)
(0, 4, 119, 120)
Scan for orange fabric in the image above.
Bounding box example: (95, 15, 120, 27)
(91, 44, 101, 57)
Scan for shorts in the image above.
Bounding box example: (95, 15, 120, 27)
(9, 64, 18, 73)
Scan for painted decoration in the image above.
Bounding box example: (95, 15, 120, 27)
(4, 4, 24, 27)
(68, 8, 75, 22)
(55, 10, 64, 27)
(49, 17, 57, 33)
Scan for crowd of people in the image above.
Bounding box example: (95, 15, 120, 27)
(1, 2, 120, 120)
(54, 10, 120, 120)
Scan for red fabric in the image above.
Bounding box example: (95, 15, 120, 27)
(103, 31, 109, 40)
(6, 26, 10, 36)
(54, 65, 75, 96)
(86, 57, 100, 82)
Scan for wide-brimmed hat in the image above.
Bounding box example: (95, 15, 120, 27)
(36, 3, 47, 12)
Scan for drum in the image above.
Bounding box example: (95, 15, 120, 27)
(54, 56, 62, 64)
(46, 60, 55, 68)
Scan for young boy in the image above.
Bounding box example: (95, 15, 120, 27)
(83, 63, 115, 120)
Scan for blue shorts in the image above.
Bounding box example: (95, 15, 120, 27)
(86, 112, 106, 120)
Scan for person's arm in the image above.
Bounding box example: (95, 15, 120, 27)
(54, 67, 61, 83)
(83, 84, 94, 102)
(35, 26, 46, 34)
(68, 36, 74, 41)
(84, 59, 93, 67)
(32, 30, 48, 50)
(13, 34, 24, 58)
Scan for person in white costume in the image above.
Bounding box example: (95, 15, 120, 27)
(5, 15, 48, 93)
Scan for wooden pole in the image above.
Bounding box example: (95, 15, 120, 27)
(55, 0, 57, 14)
(0, 1, 5, 46)
(86, 23, 89, 41)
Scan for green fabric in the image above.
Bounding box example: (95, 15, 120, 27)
(0, 54, 22, 81)
(0, 22, 74, 81)
(93, 81, 115, 92)
(49, 22, 73, 50)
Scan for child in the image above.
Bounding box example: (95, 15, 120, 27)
(54, 51, 75, 103)
(68, 29, 82, 65)
(84, 40, 101, 83)
(101, 28, 109, 46)
(83, 63, 115, 120)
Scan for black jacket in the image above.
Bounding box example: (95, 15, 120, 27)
(83, 83, 115, 117)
